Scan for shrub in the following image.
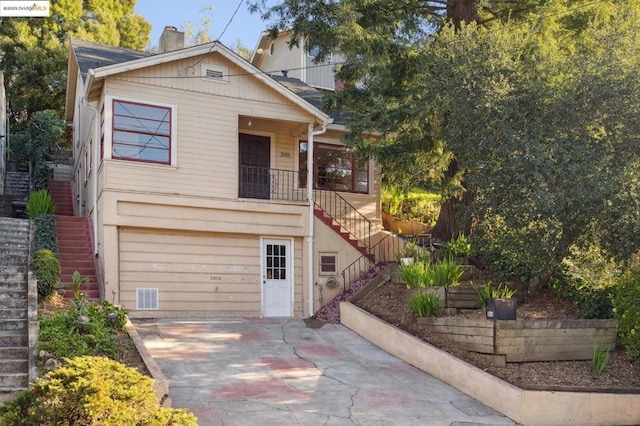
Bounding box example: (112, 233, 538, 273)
(550, 243, 617, 319)
(34, 214, 57, 253)
(591, 345, 610, 374)
(33, 249, 60, 298)
(25, 189, 56, 219)
(612, 256, 640, 362)
(0, 356, 197, 425)
(441, 233, 471, 260)
(428, 257, 463, 287)
(32, 161, 50, 191)
(399, 262, 425, 288)
(409, 291, 441, 317)
(39, 299, 128, 359)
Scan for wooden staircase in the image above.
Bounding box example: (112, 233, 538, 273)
(48, 180, 100, 299)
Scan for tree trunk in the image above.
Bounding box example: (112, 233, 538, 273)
(431, 0, 482, 241)
(431, 159, 475, 242)
(447, 0, 481, 29)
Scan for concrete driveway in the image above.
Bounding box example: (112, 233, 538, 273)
(134, 318, 514, 425)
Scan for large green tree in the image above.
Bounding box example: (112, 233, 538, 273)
(253, 0, 640, 290)
(0, 0, 151, 120)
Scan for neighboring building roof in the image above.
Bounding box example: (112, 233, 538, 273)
(65, 38, 331, 126)
(272, 75, 348, 126)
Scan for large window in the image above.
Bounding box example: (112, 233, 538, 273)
(299, 141, 368, 194)
(112, 100, 171, 164)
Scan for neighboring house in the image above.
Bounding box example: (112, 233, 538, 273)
(251, 30, 345, 91)
(65, 27, 384, 319)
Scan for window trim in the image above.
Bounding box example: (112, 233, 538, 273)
(298, 140, 369, 194)
(319, 252, 338, 275)
(106, 96, 177, 167)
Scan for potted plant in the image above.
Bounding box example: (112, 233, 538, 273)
(471, 282, 517, 320)
(396, 238, 419, 265)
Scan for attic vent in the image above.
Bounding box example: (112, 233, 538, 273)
(201, 65, 228, 83)
(136, 288, 159, 310)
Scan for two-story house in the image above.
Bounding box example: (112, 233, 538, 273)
(251, 30, 345, 91)
(64, 27, 385, 319)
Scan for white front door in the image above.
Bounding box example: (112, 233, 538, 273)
(262, 239, 292, 317)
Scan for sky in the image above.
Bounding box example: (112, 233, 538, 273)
(134, 0, 277, 51)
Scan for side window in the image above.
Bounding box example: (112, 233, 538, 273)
(112, 100, 171, 164)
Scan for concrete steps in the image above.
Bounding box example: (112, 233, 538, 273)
(0, 217, 31, 402)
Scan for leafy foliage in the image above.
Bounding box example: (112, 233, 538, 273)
(0, 3, 151, 119)
(591, 345, 610, 375)
(612, 255, 640, 362)
(441, 233, 471, 260)
(38, 297, 128, 360)
(471, 282, 516, 309)
(33, 249, 60, 298)
(25, 189, 56, 219)
(33, 214, 57, 254)
(255, 0, 640, 292)
(550, 238, 617, 319)
(0, 356, 197, 425)
(409, 291, 441, 317)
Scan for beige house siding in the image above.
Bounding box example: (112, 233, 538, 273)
(304, 51, 344, 90)
(118, 228, 304, 317)
(254, 34, 302, 81)
(68, 40, 383, 319)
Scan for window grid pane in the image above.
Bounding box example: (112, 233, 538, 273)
(266, 244, 287, 280)
(112, 100, 171, 164)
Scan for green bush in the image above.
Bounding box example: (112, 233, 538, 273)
(0, 356, 197, 425)
(441, 233, 471, 260)
(39, 300, 128, 359)
(34, 214, 57, 253)
(33, 249, 60, 298)
(399, 262, 425, 288)
(32, 161, 50, 191)
(409, 291, 441, 317)
(25, 189, 56, 219)
(550, 242, 617, 319)
(426, 257, 463, 287)
(612, 256, 640, 362)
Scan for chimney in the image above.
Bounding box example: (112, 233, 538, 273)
(159, 26, 185, 53)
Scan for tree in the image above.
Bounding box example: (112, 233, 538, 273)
(249, 0, 556, 240)
(253, 0, 640, 290)
(0, 0, 151, 120)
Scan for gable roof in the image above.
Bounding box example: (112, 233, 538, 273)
(65, 38, 331, 126)
(272, 75, 348, 126)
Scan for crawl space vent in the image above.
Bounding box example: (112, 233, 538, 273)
(137, 288, 159, 310)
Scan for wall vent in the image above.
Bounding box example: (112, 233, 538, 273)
(201, 65, 228, 82)
(136, 288, 159, 310)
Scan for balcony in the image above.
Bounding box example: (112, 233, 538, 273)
(238, 166, 305, 202)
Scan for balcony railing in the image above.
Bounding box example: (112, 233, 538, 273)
(238, 166, 306, 201)
(238, 164, 372, 255)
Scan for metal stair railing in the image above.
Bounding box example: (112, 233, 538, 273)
(313, 187, 372, 253)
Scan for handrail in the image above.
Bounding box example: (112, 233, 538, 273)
(312, 187, 372, 253)
(340, 233, 433, 291)
(237, 165, 372, 254)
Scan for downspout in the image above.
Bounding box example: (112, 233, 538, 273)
(307, 121, 328, 317)
(82, 69, 99, 254)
